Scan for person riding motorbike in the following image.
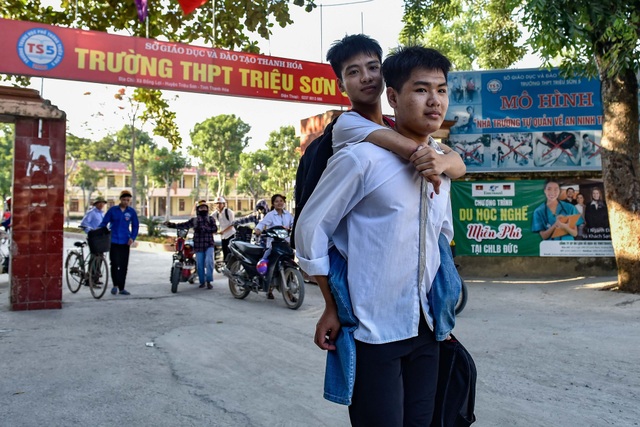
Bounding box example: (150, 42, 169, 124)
(254, 195, 294, 299)
(164, 200, 218, 289)
(232, 199, 268, 242)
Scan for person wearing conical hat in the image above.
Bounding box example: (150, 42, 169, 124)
(80, 196, 107, 233)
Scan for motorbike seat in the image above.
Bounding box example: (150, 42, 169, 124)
(233, 241, 265, 258)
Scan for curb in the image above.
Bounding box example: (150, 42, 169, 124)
(64, 232, 173, 253)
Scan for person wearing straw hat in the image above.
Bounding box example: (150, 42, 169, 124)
(80, 196, 107, 233)
(99, 190, 139, 296)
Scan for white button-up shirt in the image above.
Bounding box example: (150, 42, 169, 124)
(295, 142, 452, 344)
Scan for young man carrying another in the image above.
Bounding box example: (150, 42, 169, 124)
(295, 46, 455, 426)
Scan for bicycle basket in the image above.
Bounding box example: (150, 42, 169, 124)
(88, 227, 111, 253)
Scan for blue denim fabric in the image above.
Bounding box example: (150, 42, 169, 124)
(428, 233, 462, 341)
(324, 246, 357, 405)
(323, 234, 461, 405)
(195, 247, 214, 284)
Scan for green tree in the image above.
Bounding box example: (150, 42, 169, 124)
(190, 114, 250, 197)
(72, 163, 106, 211)
(148, 147, 188, 221)
(134, 144, 158, 217)
(0, 124, 14, 199)
(262, 126, 300, 201)
(66, 133, 94, 161)
(402, 0, 640, 292)
(523, 0, 640, 292)
(237, 149, 271, 202)
(401, 0, 525, 70)
(0, 0, 316, 55)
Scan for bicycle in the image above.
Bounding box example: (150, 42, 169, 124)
(65, 241, 109, 299)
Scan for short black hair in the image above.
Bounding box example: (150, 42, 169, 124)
(382, 45, 451, 91)
(326, 34, 383, 80)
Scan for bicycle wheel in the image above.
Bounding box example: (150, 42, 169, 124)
(89, 255, 109, 299)
(455, 278, 468, 315)
(65, 251, 84, 293)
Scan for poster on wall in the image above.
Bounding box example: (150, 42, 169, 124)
(445, 69, 605, 172)
(451, 180, 614, 257)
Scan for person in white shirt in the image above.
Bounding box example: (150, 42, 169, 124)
(255, 194, 294, 299)
(212, 196, 235, 261)
(296, 45, 454, 426)
(255, 194, 294, 240)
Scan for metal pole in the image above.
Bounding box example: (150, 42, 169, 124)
(211, 0, 216, 44)
(320, 4, 323, 62)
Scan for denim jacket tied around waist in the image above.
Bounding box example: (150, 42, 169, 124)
(323, 233, 461, 405)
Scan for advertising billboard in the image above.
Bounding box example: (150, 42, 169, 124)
(445, 69, 604, 172)
(451, 180, 614, 257)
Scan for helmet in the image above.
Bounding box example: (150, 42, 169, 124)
(93, 196, 107, 205)
(213, 196, 226, 204)
(256, 199, 268, 213)
(196, 199, 209, 210)
(5, 197, 11, 205)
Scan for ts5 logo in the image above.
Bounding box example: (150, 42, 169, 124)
(17, 28, 65, 71)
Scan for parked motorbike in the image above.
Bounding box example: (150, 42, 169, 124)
(170, 228, 197, 293)
(222, 226, 305, 310)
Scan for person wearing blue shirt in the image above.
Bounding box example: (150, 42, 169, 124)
(531, 180, 584, 240)
(99, 190, 139, 296)
(80, 196, 107, 233)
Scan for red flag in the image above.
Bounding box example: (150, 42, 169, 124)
(178, 0, 208, 15)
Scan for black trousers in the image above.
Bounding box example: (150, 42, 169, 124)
(349, 314, 439, 427)
(109, 243, 130, 290)
(222, 235, 234, 260)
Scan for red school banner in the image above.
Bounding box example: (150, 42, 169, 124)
(0, 18, 351, 107)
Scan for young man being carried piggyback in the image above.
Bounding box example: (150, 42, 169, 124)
(327, 34, 466, 190)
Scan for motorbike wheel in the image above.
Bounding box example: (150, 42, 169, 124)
(280, 267, 305, 310)
(170, 266, 180, 294)
(455, 278, 468, 315)
(227, 257, 250, 299)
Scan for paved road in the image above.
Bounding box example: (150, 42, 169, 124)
(0, 237, 639, 426)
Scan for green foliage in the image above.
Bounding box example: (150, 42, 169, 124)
(262, 126, 300, 201)
(523, 0, 640, 78)
(132, 88, 182, 150)
(76, 125, 153, 163)
(65, 134, 94, 161)
(139, 216, 164, 237)
(400, 0, 526, 70)
(237, 149, 271, 201)
(0, 124, 14, 199)
(148, 147, 188, 219)
(1, 0, 316, 86)
(148, 147, 189, 187)
(71, 162, 105, 210)
(190, 114, 250, 197)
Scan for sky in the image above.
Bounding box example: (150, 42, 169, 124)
(27, 0, 409, 153)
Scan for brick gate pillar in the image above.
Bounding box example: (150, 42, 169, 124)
(0, 87, 66, 310)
